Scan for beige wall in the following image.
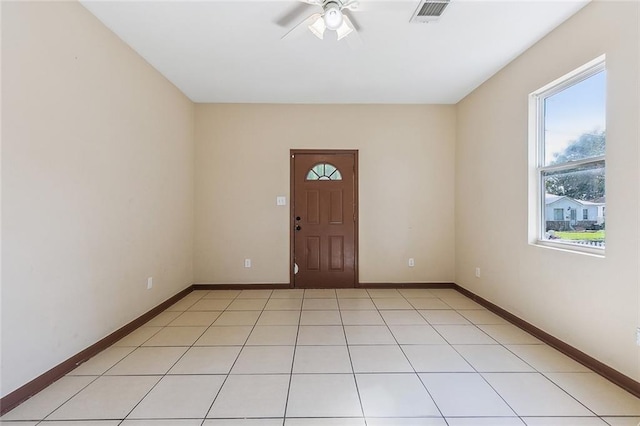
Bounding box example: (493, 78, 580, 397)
(2, 0, 638, 402)
(1, 2, 195, 397)
(455, 1, 639, 380)
(195, 104, 456, 284)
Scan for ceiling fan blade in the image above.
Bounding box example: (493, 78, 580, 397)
(341, 0, 364, 12)
(275, 3, 315, 28)
(346, 1, 410, 12)
(281, 13, 322, 40)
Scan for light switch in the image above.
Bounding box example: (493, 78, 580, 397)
(276, 196, 287, 206)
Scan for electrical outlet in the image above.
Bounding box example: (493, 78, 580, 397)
(408, 258, 415, 267)
(475, 267, 481, 278)
(636, 327, 640, 346)
(147, 277, 153, 290)
(244, 259, 251, 268)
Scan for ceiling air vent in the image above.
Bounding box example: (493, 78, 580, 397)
(410, 0, 450, 23)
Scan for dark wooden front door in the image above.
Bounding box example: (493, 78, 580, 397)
(291, 150, 358, 288)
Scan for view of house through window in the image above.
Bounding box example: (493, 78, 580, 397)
(533, 58, 606, 250)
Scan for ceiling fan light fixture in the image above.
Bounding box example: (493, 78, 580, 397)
(323, 2, 343, 30)
(335, 18, 353, 40)
(308, 15, 326, 39)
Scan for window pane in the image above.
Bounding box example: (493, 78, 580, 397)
(554, 208, 564, 221)
(543, 161, 604, 201)
(543, 163, 605, 247)
(543, 70, 606, 166)
(305, 163, 343, 181)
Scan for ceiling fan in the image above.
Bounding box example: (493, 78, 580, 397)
(281, 0, 363, 42)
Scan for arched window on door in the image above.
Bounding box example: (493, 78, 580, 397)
(306, 163, 343, 181)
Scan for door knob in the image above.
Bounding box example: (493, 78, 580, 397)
(295, 225, 301, 231)
(296, 216, 301, 221)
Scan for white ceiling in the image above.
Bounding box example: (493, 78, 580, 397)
(80, 0, 589, 104)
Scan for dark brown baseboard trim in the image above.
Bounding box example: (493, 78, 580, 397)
(0, 285, 193, 416)
(359, 282, 457, 289)
(193, 283, 457, 290)
(453, 284, 640, 398)
(192, 283, 292, 290)
(3, 281, 638, 415)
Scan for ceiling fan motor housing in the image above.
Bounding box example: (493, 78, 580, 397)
(323, 1, 344, 30)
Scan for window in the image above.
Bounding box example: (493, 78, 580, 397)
(306, 163, 342, 181)
(554, 208, 564, 221)
(570, 209, 577, 222)
(530, 56, 606, 252)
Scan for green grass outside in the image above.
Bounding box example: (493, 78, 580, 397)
(555, 230, 605, 241)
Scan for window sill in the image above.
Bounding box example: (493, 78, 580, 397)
(532, 239, 605, 258)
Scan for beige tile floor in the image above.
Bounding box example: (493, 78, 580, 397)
(2, 288, 640, 425)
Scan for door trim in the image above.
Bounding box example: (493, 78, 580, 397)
(290, 149, 359, 288)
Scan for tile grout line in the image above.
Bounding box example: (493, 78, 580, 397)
(119, 290, 214, 423)
(126, 288, 239, 425)
(421, 290, 533, 423)
(170, 291, 246, 426)
(490, 326, 586, 420)
(440, 294, 602, 422)
(27, 375, 101, 424)
(201, 289, 272, 423)
(337, 292, 369, 425)
(383, 288, 449, 423)
(11, 288, 637, 424)
(444, 326, 524, 422)
(537, 371, 603, 418)
(442, 298, 603, 421)
(36, 291, 213, 424)
(280, 289, 306, 425)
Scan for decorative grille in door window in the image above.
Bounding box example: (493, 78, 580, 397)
(306, 163, 343, 181)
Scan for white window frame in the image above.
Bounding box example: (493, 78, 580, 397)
(528, 56, 606, 256)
